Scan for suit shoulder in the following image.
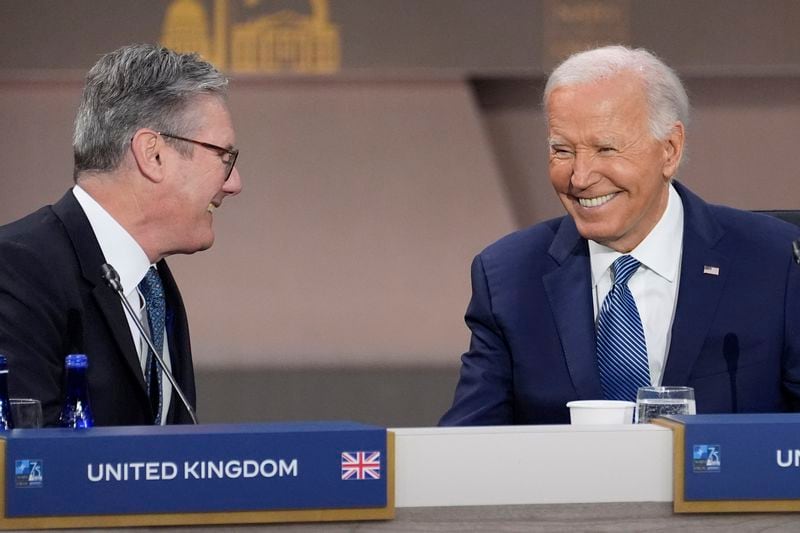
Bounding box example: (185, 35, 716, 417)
(0, 205, 74, 268)
(711, 204, 799, 249)
(0, 205, 61, 241)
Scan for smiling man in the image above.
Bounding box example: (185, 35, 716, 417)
(440, 45, 800, 425)
(0, 44, 242, 426)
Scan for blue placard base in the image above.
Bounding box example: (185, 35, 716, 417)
(654, 414, 800, 513)
(0, 422, 395, 529)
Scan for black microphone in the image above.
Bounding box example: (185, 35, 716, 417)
(100, 263, 198, 424)
(722, 333, 739, 413)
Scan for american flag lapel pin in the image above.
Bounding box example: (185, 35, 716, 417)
(703, 265, 720, 276)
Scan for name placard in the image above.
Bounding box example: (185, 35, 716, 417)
(655, 413, 800, 513)
(1, 421, 392, 526)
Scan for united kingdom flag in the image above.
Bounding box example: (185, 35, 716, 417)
(341, 451, 381, 480)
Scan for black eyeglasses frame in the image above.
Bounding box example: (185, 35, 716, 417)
(158, 132, 239, 182)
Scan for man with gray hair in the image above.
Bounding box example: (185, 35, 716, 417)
(0, 44, 242, 426)
(441, 45, 800, 425)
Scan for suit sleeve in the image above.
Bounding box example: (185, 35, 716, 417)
(783, 252, 800, 410)
(0, 240, 70, 426)
(439, 254, 514, 425)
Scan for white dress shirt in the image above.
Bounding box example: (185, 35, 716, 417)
(73, 185, 172, 424)
(589, 183, 684, 386)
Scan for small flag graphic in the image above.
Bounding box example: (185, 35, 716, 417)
(341, 451, 381, 480)
(703, 265, 720, 276)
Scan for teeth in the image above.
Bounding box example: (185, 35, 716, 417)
(578, 193, 616, 208)
(207, 203, 216, 213)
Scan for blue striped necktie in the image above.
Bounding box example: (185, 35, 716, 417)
(139, 267, 165, 425)
(596, 255, 650, 402)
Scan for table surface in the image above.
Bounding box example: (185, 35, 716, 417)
(45, 502, 800, 532)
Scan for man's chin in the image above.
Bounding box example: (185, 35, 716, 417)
(578, 229, 636, 253)
(170, 234, 215, 257)
(196, 236, 214, 253)
(572, 220, 619, 247)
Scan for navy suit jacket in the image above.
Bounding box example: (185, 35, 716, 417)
(441, 182, 800, 425)
(0, 190, 196, 426)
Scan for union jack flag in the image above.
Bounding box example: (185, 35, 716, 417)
(341, 451, 381, 480)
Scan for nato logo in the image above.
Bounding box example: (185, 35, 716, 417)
(15, 459, 43, 488)
(692, 445, 721, 473)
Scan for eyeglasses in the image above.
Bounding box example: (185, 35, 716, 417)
(158, 132, 239, 182)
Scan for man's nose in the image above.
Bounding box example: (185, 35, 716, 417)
(223, 166, 243, 195)
(570, 151, 598, 188)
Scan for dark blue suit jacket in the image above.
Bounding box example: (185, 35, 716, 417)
(0, 191, 196, 426)
(441, 182, 800, 425)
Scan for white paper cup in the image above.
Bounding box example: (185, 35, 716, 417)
(566, 400, 636, 425)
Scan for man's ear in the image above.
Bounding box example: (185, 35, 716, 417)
(130, 129, 166, 183)
(662, 121, 685, 179)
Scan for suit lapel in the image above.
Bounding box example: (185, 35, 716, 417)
(90, 283, 147, 391)
(662, 182, 728, 385)
(543, 218, 604, 399)
(51, 191, 147, 391)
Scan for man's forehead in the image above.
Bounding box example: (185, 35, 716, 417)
(547, 82, 649, 136)
(189, 97, 236, 141)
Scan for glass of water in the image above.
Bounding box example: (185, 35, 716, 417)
(635, 386, 696, 423)
(10, 398, 43, 428)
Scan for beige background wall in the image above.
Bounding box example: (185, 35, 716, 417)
(172, 79, 516, 369)
(1, 0, 799, 424)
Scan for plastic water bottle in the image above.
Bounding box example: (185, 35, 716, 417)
(58, 354, 94, 428)
(0, 355, 14, 429)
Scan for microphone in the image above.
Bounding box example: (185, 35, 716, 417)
(100, 263, 198, 424)
(793, 240, 800, 265)
(722, 333, 739, 413)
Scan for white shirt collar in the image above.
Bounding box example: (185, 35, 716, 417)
(72, 185, 152, 296)
(589, 182, 684, 285)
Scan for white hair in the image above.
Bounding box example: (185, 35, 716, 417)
(543, 45, 689, 140)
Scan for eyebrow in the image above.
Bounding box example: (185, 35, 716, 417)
(547, 137, 620, 147)
(594, 137, 618, 146)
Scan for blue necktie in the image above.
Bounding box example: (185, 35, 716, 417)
(138, 267, 165, 425)
(596, 255, 650, 402)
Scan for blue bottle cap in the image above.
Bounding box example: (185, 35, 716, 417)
(65, 354, 89, 368)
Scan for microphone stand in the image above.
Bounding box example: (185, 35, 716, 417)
(101, 263, 198, 424)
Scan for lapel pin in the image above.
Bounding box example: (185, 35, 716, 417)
(703, 265, 720, 276)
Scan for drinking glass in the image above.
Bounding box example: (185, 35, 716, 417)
(635, 386, 696, 424)
(10, 398, 43, 428)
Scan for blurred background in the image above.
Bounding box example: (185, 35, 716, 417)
(1, 0, 798, 427)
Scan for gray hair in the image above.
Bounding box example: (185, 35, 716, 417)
(543, 45, 689, 140)
(73, 44, 229, 179)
